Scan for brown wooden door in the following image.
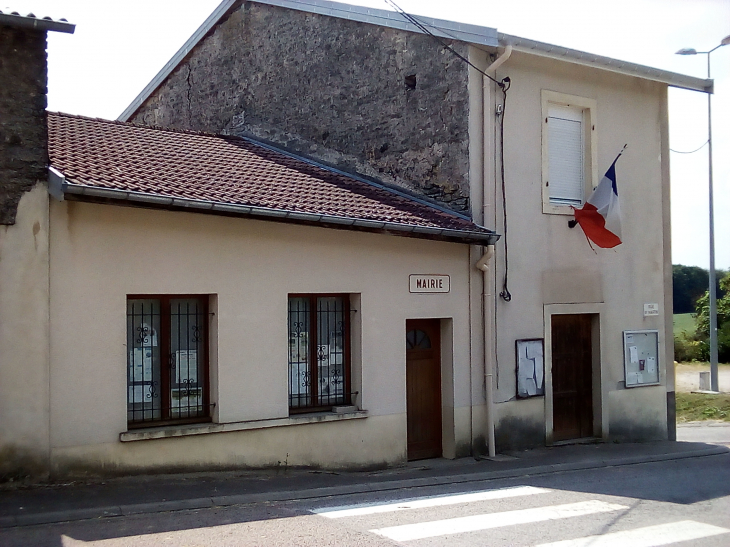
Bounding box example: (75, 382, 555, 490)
(551, 314, 594, 442)
(406, 319, 442, 460)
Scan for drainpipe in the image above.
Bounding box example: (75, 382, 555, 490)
(483, 45, 512, 223)
(478, 46, 511, 459)
(476, 245, 496, 457)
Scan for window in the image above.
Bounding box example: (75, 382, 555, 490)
(127, 296, 210, 427)
(541, 90, 597, 214)
(288, 294, 350, 412)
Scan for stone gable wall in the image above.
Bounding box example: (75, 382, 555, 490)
(0, 26, 48, 225)
(131, 2, 472, 213)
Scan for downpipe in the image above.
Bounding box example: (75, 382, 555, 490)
(476, 245, 496, 457)
(475, 46, 511, 459)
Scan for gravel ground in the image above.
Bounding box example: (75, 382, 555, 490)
(675, 363, 730, 392)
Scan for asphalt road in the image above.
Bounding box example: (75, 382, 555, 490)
(3, 453, 729, 547)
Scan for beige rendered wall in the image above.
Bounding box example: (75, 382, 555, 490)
(0, 185, 51, 478)
(48, 201, 474, 474)
(482, 52, 670, 447)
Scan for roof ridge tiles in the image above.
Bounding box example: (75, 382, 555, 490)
(47, 111, 226, 140)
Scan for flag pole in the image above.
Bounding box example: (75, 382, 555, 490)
(613, 143, 628, 163)
(568, 144, 627, 229)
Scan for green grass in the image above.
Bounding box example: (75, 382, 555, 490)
(673, 313, 696, 336)
(676, 392, 730, 422)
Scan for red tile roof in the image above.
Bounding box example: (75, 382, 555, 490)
(47, 112, 497, 244)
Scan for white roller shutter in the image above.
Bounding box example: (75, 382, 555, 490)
(547, 105, 584, 206)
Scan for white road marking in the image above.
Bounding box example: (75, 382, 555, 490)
(533, 520, 730, 547)
(314, 485, 550, 518)
(370, 500, 627, 542)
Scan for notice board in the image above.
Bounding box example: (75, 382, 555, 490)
(623, 330, 659, 387)
(516, 339, 545, 398)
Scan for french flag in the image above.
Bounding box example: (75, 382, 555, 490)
(574, 157, 623, 248)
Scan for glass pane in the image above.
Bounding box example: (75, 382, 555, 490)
(317, 296, 346, 406)
(127, 299, 161, 423)
(170, 298, 205, 419)
(406, 329, 431, 350)
(288, 297, 311, 408)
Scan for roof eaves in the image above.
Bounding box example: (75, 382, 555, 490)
(0, 10, 75, 33)
(250, 0, 498, 46)
(499, 33, 712, 94)
(52, 175, 499, 245)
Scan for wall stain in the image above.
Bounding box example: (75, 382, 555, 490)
(32, 220, 40, 250)
(495, 416, 545, 451)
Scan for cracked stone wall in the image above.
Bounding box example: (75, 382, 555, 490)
(0, 26, 48, 224)
(131, 1, 472, 213)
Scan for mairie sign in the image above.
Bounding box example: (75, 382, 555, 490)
(409, 274, 450, 293)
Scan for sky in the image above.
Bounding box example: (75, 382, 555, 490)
(6, 0, 730, 269)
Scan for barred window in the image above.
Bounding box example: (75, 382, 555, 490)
(288, 294, 350, 412)
(127, 296, 210, 427)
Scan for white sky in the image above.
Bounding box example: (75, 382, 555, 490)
(7, 0, 730, 269)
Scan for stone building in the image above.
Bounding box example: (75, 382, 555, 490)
(0, 0, 713, 478)
(119, 0, 712, 456)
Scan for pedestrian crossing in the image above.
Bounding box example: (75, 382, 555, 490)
(311, 485, 730, 546)
(534, 521, 730, 547)
(314, 485, 550, 518)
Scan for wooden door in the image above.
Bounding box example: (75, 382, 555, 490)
(406, 319, 442, 460)
(551, 314, 594, 442)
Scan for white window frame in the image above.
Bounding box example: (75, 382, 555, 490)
(541, 90, 598, 215)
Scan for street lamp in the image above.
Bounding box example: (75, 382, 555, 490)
(676, 34, 730, 393)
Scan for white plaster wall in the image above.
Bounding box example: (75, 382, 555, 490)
(0, 185, 50, 476)
(51, 414, 405, 474)
(48, 201, 474, 472)
(485, 52, 670, 443)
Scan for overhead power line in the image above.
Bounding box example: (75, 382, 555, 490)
(383, 0, 505, 88)
(670, 141, 709, 154)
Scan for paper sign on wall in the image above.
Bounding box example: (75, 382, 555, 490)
(629, 345, 639, 364)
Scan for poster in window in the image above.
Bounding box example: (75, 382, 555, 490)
(175, 350, 198, 385)
(130, 348, 153, 383)
(516, 339, 545, 398)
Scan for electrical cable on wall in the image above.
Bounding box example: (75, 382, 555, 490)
(383, 0, 505, 89)
(384, 0, 513, 301)
(497, 78, 512, 302)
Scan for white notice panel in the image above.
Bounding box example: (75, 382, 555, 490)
(516, 339, 545, 398)
(623, 330, 659, 387)
(409, 275, 450, 293)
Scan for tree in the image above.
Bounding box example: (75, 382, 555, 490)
(694, 273, 730, 363)
(673, 265, 709, 314)
(673, 265, 727, 314)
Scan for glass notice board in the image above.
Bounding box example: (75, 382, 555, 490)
(623, 330, 659, 387)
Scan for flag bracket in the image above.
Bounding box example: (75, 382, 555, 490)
(568, 219, 578, 228)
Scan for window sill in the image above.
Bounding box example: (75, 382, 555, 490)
(543, 203, 580, 216)
(120, 409, 368, 442)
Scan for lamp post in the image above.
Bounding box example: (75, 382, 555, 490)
(677, 34, 730, 393)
